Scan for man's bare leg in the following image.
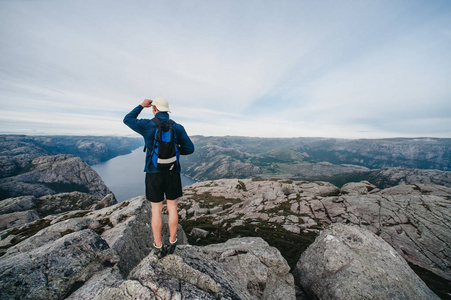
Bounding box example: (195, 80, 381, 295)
(166, 199, 178, 243)
(151, 201, 163, 247)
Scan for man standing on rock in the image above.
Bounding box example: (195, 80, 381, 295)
(124, 97, 194, 258)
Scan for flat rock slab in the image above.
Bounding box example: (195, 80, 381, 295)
(295, 224, 440, 300)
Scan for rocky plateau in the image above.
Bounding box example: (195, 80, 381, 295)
(178, 179, 451, 286)
(0, 193, 443, 299)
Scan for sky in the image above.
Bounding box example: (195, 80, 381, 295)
(1, 0, 450, 139)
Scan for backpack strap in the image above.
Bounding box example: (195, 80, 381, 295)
(151, 118, 175, 142)
(151, 117, 162, 126)
(151, 118, 174, 130)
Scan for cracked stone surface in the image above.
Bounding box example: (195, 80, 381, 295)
(68, 237, 295, 300)
(1, 179, 447, 299)
(179, 179, 451, 281)
(0, 197, 187, 299)
(1, 194, 293, 300)
(294, 224, 440, 300)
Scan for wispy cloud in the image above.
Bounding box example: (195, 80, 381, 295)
(1, 0, 450, 138)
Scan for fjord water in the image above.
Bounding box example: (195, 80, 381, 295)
(92, 147, 196, 202)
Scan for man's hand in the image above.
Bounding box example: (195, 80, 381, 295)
(141, 99, 153, 108)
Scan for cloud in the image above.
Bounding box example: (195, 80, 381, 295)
(1, 0, 450, 138)
(0, 109, 130, 136)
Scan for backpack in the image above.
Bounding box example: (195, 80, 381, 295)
(149, 118, 180, 171)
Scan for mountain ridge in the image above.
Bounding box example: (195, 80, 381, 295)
(181, 136, 451, 187)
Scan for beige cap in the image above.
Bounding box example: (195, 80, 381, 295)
(152, 97, 171, 112)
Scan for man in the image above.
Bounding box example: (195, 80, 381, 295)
(124, 97, 194, 258)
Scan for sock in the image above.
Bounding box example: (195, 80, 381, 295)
(170, 237, 177, 244)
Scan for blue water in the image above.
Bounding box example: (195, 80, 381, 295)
(92, 148, 196, 202)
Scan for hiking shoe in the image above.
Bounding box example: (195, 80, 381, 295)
(153, 243, 167, 259)
(168, 238, 178, 255)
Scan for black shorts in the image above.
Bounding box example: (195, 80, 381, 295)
(145, 172, 183, 203)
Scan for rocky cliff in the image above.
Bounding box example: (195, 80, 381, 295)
(0, 134, 138, 201)
(0, 154, 114, 200)
(0, 135, 142, 175)
(0, 195, 441, 300)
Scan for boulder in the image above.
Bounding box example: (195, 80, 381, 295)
(0, 210, 40, 230)
(201, 237, 295, 299)
(340, 180, 378, 195)
(69, 237, 295, 300)
(0, 196, 36, 214)
(294, 224, 439, 300)
(190, 227, 209, 238)
(93, 193, 116, 210)
(296, 181, 340, 197)
(0, 229, 117, 300)
(85, 196, 188, 275)
(68, 250, 239, 300)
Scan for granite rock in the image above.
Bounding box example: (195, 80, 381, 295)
(0, 210, 40, 231)
(0, 155, 113, 200)
(179, 179, 451, 281)
(294, 224, 439, 299)
(0, 229, 117, 300)
(69, 237, 295, 300)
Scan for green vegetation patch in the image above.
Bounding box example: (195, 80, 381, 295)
(264, 200, 293, 215)
(251, 178, 266, 182)
(58, 210, 90, 222)
(119, 201, 130, 208)
(236, 180, 247, 192)
(180, 217, 317, 271)
(190, 192, 241, 209)
(11, 163, 35, 177)
(0, 218, 52, 250)
(195, 182, 219, 188)
(118, 214, 130, 223)
(98, 217, 114, 228)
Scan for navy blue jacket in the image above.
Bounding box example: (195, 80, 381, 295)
(123, 105, 194, 173)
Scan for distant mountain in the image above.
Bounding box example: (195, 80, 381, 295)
(0, 135, 142, 178)
(181, 136, 451, 187)
(0, 154, 114, 200)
